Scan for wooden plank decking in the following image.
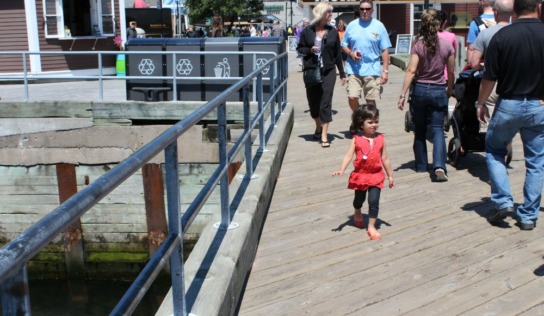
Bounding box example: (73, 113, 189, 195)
(238, 62, 544, 315)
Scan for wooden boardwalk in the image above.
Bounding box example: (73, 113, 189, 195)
(238, 62, 544, 315)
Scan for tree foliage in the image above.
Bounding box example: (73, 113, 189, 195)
(185, 0, 264, 25)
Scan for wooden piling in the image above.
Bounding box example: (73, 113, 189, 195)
(142, 164, 168, 258)
(56, 163, 85, 279)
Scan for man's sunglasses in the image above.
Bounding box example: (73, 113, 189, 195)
(359, 7, 372, 11)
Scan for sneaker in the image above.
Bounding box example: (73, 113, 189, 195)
(519, 221, 535, 230)
(488, 206, 516, 222)
(435, 168, 448, 182)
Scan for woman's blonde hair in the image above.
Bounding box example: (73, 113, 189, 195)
(311, 2, 333, 25)
(417, 9, 440, 55)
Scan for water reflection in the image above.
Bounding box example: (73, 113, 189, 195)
(29, 278, 169, 315)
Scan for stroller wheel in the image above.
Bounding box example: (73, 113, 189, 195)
(443, 115, 450, 133)
(404, 110, 413, 133)
(448, 137, 462, 168)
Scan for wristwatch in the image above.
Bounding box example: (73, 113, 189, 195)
(383, 69, 389, 74)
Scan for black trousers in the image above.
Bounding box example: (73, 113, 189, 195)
(305, 68, 336, 123)
(353, 187, 381, 218)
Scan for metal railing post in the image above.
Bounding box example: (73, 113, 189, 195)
(22, 52, 29, 102)
(284, 54, 289, 109)
(214, 102, 238, 230)
(164, 142, 186, 315)
(0, 266, 31, 316)
(98, 52, 104, 102)
(269, 60, 277, 127)
(257, 73, 267, 153)
(252, 54, 257, 102)
(172, 52, 178, 101)
(241, 85, 258, 180)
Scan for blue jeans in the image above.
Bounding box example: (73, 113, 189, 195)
(485, 97, 544, 224)
(410, 83, 448, 173)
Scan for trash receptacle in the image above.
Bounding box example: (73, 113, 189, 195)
(126, 38, 169, 101)
(126, 37, 285, 102)
(240, 36, 286, 102)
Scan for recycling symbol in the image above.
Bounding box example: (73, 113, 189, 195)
(176, 59, 193, 76)
(255, 58, 270, 75)
(138, 59, 155, 75)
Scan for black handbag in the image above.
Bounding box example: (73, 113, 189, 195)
(303, 66, 322, 87)
(303, 29, 327, 87)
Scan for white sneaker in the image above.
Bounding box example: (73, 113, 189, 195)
(435, 168, 448, 182)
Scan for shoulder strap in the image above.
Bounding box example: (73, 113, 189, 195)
(473, 16, 489, 31)
(473, 16, 485, 26)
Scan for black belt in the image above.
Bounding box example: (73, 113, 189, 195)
(415, 82, 446, 87)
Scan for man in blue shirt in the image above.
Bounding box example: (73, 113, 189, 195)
(341, 0, 391, 133)
(466, 0, 496, 63)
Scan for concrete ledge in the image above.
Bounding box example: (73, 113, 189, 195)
(390, 54, 410, 71)
(156, 102, 294, 316)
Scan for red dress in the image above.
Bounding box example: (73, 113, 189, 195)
(348, 134, 385, 191)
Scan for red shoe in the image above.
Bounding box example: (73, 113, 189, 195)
(367, 229, 381, 240)
(354, 215, 364, 228)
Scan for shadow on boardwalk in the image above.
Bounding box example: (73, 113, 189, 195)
(238, 54, 544, 315)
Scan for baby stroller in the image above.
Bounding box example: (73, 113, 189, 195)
(447, 68, 512, 167)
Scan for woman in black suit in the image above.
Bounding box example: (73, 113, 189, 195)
(297, 2, 346, 147)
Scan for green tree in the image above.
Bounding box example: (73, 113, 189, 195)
(185, 0, 264, 25)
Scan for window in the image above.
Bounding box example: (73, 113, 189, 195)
(450, 12, 471, 29)
(413, 4, 434, 35)
(43, 0, 115, 38)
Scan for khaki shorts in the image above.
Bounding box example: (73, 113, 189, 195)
(346, 75, 382, 100)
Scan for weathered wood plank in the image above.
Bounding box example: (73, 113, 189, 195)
(91, 101, 260, 121)
(0, 102, 92, 118)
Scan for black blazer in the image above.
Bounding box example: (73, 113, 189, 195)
(297, 24, 346, 78)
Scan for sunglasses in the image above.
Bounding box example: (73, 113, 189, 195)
(359, 7, 372, 11)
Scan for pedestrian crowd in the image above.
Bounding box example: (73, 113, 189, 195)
(295, 0, 543, 240)
(184, 18, 292, 38)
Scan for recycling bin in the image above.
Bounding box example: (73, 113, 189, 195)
(125, 37, 285, 102)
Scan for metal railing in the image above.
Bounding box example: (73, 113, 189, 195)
(0, 50, 279, 102)
(0, 50, 288, 315)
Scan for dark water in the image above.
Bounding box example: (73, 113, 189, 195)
(28, 278, 170, 315)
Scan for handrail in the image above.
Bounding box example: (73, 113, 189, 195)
(0, 50, 288, 316)
(0, 50, 278, 102)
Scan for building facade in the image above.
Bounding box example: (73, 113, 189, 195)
(0, 0, 125, 75)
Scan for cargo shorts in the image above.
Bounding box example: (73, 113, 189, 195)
(346, 75, 383, 100)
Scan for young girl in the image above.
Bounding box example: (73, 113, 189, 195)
(332, 105, 394, 240)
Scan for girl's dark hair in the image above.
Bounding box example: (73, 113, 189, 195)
(418, 9, 440, 55)
(438, 10, 448, 31)
(352, 104, 379, 132)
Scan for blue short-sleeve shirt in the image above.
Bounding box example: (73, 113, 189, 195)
(341, 18, 391, 77)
